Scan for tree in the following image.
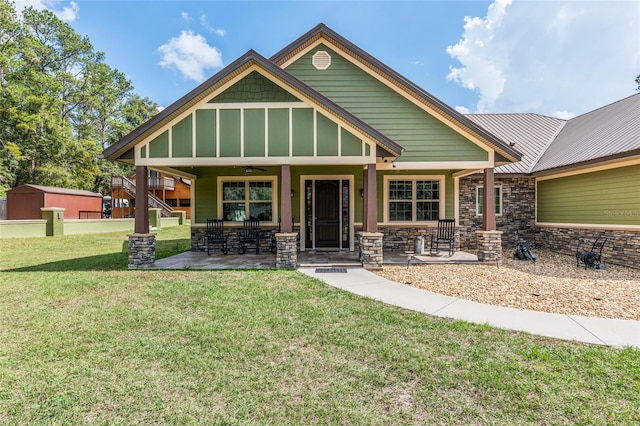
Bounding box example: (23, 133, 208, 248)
(0, 1, 154, 196)
(636, 74, 639, 91)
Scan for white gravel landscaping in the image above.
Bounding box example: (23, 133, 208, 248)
(374, 250, 640, 321)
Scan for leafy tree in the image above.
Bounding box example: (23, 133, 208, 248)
(0, 1, 157, 196)
(636, 74, 639, 91)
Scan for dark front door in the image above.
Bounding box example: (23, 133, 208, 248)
(315, 180, 340, 248)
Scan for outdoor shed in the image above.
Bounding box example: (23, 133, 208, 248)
(7, 185, 103, 220)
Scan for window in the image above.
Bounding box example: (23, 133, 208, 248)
(476, 186, 502, 216)
(218, 177, 277, 222)
(386, 177, 443, 222)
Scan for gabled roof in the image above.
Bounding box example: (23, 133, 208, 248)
(271, 23, 522, 163)
(533, 93, 640, 173)
(465, 114, 566, 174)
(103, 49, 403, 161)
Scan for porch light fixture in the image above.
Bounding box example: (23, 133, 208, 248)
(290, 189, 295, 198)
(360, 188, 364, 197)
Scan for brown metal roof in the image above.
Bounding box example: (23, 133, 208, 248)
(271, 23, 521, 163)
(103, 49, 403, 161)
(532, 93, 640, 173)
(10, 184, 102, 197)
(465, 114, 565, 174)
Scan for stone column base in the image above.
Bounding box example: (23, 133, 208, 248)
(128, 233, 156, 269)
(358, 231, 384, 270)
(475, 230, 502, 265)
(275, 233, 298, 269)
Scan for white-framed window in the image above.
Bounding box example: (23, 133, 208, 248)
(476, 186, 502, 216)
(383, 175, 445, 222)
(217, 176, 278, 223)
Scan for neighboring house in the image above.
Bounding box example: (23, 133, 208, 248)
(109, 171, 192, 219)
(102, 24, 638, 268)
(462, 93, 640, 267)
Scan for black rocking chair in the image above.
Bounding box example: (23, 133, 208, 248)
(430, 218, 456, 256)
(206, 219, 228, 255)
(238, 218, 260, 254)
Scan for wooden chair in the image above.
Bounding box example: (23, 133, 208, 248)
(238, 218, 260, 254)
(430, 219, 456, 256)
(206, 219, 228, 255)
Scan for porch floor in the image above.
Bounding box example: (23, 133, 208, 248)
(151, 249, 478, 270)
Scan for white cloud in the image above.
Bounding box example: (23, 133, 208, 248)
(553, 111, 576, 120)
(181, 11, 191, 20)
(200, 14, 225, 37)
(158, 30, 223, 82)
(14, 0, 79, 22)
(454, 105, 472, 115)
(446, 0, 640, 116)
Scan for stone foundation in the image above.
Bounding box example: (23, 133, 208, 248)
(275, 233, 298, 269)
(359, 232, 384, 269)
(475, 230, 503, 265)
(536, 226, 639, 269)
(128, 233, 156, 269)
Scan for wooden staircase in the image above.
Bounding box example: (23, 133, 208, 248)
(111, 176, 174, 217)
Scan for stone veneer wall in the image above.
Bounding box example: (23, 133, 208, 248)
(459, 176, 536, 250)
(191, 226, 296, 254)
(128, 233, 156, 269)
(379, 226, 459, 253)
(275, 233, 298, 269)
(536, 226, 639, 269)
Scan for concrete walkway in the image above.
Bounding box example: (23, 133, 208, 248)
(299, 267, 640, 348)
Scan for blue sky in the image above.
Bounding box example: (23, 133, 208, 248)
(16, 0, 640, 118)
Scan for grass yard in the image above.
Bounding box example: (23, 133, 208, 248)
(1, 226, 639, 425)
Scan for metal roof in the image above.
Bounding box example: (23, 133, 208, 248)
(532, 93, 640, 172)
(10, 184, 102, 197)
(465, 114, 565, 174)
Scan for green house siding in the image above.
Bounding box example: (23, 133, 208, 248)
(285, 45, 488, 162)
(150, 105, 368, 161)
(219, 109, 241, 157)
(244, 109, 266, 157)
(148, 131, 169, 158)
(268, 108, 290, 156)
(172, 115, 193, 158)
(209, 71, 300, 103)
(196, 109, 217, 157)
(316, 114, 338, 156)
(537, 165, 640, 225)
(292, 108, 314, 156)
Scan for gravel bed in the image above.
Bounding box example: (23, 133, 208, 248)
(374, 250, 640, 320)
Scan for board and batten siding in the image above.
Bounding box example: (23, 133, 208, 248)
(284, 45, 489, 162)
(536, 164, 640, 226)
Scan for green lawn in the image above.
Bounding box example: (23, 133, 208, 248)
(1, 227, 639, 425)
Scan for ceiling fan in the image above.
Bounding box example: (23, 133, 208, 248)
(244, 165, 267, 174)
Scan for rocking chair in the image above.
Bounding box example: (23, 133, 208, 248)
(206, 219, 228, 255)
(429, 219, 456, 256)
(238, 218, 261, 254)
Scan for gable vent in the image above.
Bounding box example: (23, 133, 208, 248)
(312, 51, 331, 70)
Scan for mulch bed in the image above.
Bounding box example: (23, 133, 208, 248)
(373, 250, 640, 320)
